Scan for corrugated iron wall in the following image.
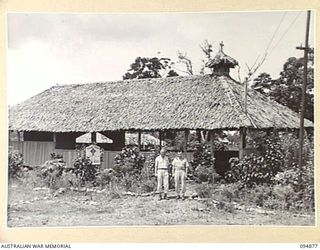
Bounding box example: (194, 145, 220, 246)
(9, 141, 195, 169)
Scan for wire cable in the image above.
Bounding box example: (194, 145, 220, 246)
(263, 12, 287, 56)
(269, 11, 303, 55)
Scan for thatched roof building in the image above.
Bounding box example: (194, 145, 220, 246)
(9, 44, 313, 133)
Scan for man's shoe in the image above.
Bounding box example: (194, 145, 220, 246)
(164, 194, 169, 200)
(176, 195, 181, 200)
(181, 195, 185, 201)
(158, 194, 163, 201)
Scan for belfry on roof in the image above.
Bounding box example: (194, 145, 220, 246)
(206, 41, 239, 76)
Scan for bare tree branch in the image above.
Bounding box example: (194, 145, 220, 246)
(177, 51, 194, 75)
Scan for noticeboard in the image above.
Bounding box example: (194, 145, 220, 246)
(85, 144, 101, 165)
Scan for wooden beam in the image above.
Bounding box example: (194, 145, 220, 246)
(159, 131, 163, 150)
(137, 130, 142, 151)
(91, 132, 97, 144)
(52, 132, 56, 149)
(184, 130, 189, 152)
(209, 131, 215, 156)
(196, 130, 202, 143)
(239, 128, 247, 159)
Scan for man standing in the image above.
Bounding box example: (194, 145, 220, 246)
(155, 148, 170, 200)
(172, 150, 189, 200)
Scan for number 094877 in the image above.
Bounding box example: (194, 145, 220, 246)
(300, 244, 318, 248)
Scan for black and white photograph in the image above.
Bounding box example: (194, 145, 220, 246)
(7, 10, 315, 227)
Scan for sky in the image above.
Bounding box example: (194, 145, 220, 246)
(7, 11, 314, 105)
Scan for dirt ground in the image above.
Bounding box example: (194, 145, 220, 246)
(7, 182, 315, 227)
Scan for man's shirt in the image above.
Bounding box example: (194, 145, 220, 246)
(172, 157, 189, 171)
(155, 155, 170, 170)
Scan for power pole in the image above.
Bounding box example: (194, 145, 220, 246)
(296, 10, 311, 190)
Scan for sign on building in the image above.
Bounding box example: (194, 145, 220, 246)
(85, 144, 101, 165)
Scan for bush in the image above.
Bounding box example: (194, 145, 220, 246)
(225, 133, 284, 187)
(113, 147, 146, 191)
(114, 147, 146, 177)
(190, 144, 219, 183)
(95, 169, 115, 188)
(73, 153, 98, 184)
(140, 178, 157, 193)
(195, 183, 213, 198)
(8, 150, 24, 178)
(40, 156, 68, 189)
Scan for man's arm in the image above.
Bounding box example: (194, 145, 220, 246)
(172, 158, 176, 176)
(185, 159, 189, 176)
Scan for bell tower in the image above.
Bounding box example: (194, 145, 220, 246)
(206, 42, 238, 76)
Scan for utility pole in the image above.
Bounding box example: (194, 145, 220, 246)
(296, 10, 311, 190)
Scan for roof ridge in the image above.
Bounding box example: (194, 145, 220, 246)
(221, 77, 254, 128)
(52, 74, 205, 88)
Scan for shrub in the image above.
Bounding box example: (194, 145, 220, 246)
(194, 183, 213, 198)
(140, 178, 157, 193)
(113, 147, 146, 191)
(40, 156, 68, 189)
(190, 144, 218, 183)
(225, 133, 284, 187)
(114, 147, 146, 177)
(95, 169, 115, 188)
(73, 153, 98, 184)
(8, 150, 24, 178)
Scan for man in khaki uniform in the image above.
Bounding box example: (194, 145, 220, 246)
(172, 150, 189, 200)
(155, 148, 170, 200)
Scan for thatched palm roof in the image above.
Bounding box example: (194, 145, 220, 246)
(206, 50, 239, 69)
(9, 74, 313, 132)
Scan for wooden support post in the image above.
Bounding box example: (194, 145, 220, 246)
(239, 128, 246, 159)
(184, 130, 189, 152)
(209, 131, 215, 156)
(91, 132, 97, 144)
(196, 130, 202, 143)
(52, 132, 57, 148)
(137, 130, 142, 151)
(159, 131, 163, 150)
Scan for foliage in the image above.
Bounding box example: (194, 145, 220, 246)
(251, 57, 314, 121)
(194, 183, 213, 198)
(190, 143, 219, 183)
(251, 73, 273, 94)
(114, 147, 146, 177)
(223, 130, 314, 211)
(123, 56, 178, 80)
(225, 133, 284, 187)
(73, 152, 98, 184)
(40, 156, 68, 189)
(113, 147, 146, 191)
(8, 150, 24, 178)
(95, 169, 115, 188)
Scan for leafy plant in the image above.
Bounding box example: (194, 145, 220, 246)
(113, 147, 146, 191)
(8, 150, 24, 178)
(225, 133, 284, 187)
(190, 143, 218, 183)
(40, 156, 67, 189)
(73, 153, 98, 184)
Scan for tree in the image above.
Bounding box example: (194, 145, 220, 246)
(269, 57, 314, 121)
(123, 56, 178, 80)
(251, 73, 273, 94)
(250, 57, 314, 121)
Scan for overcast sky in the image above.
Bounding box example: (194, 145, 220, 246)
(7, 11, 314, 105)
